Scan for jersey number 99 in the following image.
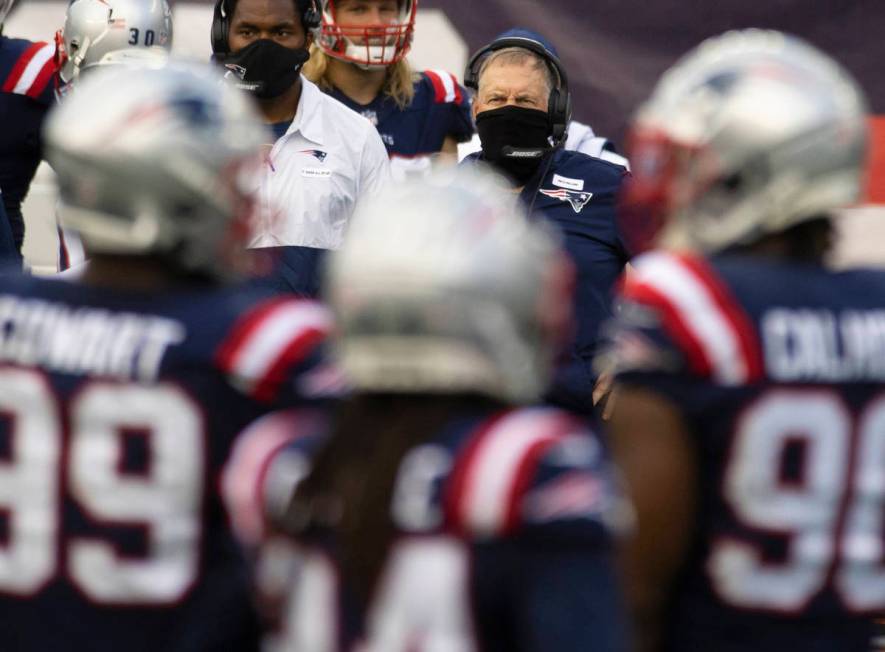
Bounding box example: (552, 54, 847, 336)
(0, 368, 204, 605)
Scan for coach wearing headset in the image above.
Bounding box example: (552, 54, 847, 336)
(211, 0, 389, 295)
(463, 32, 631, 415)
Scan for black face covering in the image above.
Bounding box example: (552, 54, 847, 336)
(221, 39, 310, 99)
(476, 105, 552, 185)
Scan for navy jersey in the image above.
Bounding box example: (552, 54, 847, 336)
(0, 192, 20, 267)
(226, 405, 630, 651)
(0, 36, 58, 250)
(610, 250, 885, 652)
(327, 69, 473, 179)
(0, 273, 334, 651)
(464, 149, 630, 413)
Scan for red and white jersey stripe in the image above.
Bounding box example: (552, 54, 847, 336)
(2, 41, 56, 99)
(623, 251, 764, 385)
(424, 69, 463, 104)
(216, 298, 332, 402)
(446, 408, 585, 538)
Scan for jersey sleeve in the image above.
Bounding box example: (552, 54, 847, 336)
(421, 70, 474, 144)
(456, 408, 631, 651)
(1, 39, 58, 106)
(222, 408, 327, 546)
(214, 296, 337, 405)
(606, 251, 764, 396)
(360, 124, 392, 196)
(444, 408, 630, 547)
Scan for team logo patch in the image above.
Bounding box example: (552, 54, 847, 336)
(223, 64, 247, 80)
(298, 149, 327, 162)
(539, 188, 594, 213)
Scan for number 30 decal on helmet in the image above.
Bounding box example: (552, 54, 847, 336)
(57, 0, 173, 84)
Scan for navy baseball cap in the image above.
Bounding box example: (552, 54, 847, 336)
(493, 28, 560, 58)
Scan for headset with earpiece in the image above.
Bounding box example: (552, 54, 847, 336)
(464, 36, 572, 148)
(211, 0, 321, 57)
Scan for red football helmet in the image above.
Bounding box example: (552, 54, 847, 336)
(618, 126, 712, 255)
(315, 0, 417, 69)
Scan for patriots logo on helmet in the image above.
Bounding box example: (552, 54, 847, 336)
(299, 149, 328, 162)
(539, 188, 594, 213)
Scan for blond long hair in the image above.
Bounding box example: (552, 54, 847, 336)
(303, 45, 416, 109)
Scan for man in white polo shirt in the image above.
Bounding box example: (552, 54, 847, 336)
(212, 0, 389, 295)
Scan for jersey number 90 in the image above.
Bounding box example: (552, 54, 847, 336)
(710, 389, 885, 613)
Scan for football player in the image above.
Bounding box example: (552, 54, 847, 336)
(604, 30, 883, 651)
(0, 0, 57, 265)
(303, 0, 474, 180)
(0, 62, 333, 651)
(225, 169, 632, 650)
(55, 0, 174, 272)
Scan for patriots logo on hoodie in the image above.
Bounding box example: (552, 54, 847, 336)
(539, 188, 594, 213)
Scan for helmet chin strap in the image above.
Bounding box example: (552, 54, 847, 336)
(70, 37, 93, 82)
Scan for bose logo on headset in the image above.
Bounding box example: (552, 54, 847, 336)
(464, 36, 573, 148)
(210, 0, 321, 57)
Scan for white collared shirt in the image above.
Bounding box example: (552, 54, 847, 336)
(250, 77, 390, 250)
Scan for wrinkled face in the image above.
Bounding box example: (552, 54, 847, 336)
(333, 0, 399, 27)
(228, 0, 310, 52)
(473, 59, 549, 118)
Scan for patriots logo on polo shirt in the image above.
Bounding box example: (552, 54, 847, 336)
(298, 149, 328, 162)
(539, 188, 594, 213)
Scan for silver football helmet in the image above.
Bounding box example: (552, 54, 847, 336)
(0, 0, 16, 25)
(326, 167, 573, 403)
(44, 62, 269, 277)
(623, 29, 868, 253)
(59, 0, 173, 83)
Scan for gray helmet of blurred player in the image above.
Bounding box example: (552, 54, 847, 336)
(59, 0, 173, 83)
(0, 0, 16, 26)
(44, 62, 270, 278)
(622, 29, 868, 253)
(325, 167, 574, 403)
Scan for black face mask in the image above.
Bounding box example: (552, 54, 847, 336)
(476, 105, 552, 185)
(220, 39, 310, 99)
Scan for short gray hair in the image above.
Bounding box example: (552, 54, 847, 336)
(477, 47, 555, 97)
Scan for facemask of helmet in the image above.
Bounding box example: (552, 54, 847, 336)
(326, 166, 574, 403)
(58, 0, 173, 84)
(44, 62, 270, 280)
(315, 0, 416, 69)
(620, 29, 868, 255)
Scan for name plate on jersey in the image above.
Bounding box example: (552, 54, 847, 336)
(301, 167, 331, 179)
(552, 174, 585, 191)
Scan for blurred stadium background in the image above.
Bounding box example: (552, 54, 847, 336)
(11, 0, 885, 272)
